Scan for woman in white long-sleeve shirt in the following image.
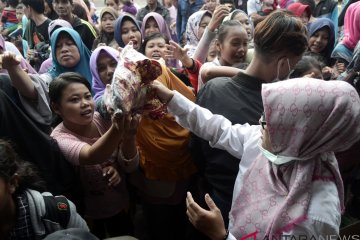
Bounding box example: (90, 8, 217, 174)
(150, 78, 360, 240)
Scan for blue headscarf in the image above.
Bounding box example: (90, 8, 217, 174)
(49, 28, 92, 86)
(114, 14, 142, 48)
(308, 18, 335, 64)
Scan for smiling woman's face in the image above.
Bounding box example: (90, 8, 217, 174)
(144, 37, 167, 60)
(308, 28, 329, 54)
(55, 33, 81, 68)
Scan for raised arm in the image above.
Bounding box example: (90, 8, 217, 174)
(193, 5, 229, 63)
(0, 52, 37, 100)
(151, 81, 252, 159)
(201, 65, 242, 83)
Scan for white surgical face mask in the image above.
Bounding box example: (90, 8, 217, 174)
(258, 141, 312, 165)
(273, 58, 291, 82)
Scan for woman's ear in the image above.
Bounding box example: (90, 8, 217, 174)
(8, 174, 19, 194)
(51, 102, 61, 116)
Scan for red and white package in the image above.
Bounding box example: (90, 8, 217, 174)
(103, 42, 166, 119)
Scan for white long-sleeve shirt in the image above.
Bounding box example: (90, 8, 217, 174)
(168, 91, 341, 239)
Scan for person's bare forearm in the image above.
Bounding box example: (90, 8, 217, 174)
(7, 65, 37, 100)
(79, 125, 123, 165)
(202, 66, 241, 83)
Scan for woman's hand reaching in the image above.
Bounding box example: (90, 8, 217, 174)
(186, 192, 227, 240)
(165, 40, 193, 68)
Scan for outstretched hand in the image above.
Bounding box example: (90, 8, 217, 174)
(186, 192, 227, 240)
(165, 40, 189, 61)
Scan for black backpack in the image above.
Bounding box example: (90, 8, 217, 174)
(42, 195, 71, 232)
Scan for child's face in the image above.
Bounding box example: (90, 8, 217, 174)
(217, 27, 248, 66)
(206, 41, 217, 62)
(97, 51, 117, 85)
(101, 12, 115, 33)
(16, 8, 24, 21)
(308, 28, 329, 54)
(144, 17, 160, 37)
(233, 12, 252, 39)
(145, 37, 167, 60)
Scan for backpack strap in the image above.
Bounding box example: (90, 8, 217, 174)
(42, 195, 71, 229)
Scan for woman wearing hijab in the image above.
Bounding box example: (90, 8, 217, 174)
(151, 77, 360, 239)
(92, 7, 119, 50)
(307, 18, 335, 66)
(90, 46, 118, 103)
(332, 1, 360, 65)
(114, 14, 142, 51)
(0, 27, 92, 128)
(190, 5, 229, 64)
(141, 12, 172, 40)
(48, 28, 92, 85)
(38, 19, 73, 74)
(184, 10, 212, 58)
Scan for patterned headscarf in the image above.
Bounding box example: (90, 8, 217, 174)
(230, 79, 360, 239)
(90, 46, 119, 102)
(184, 10, 212, 58)
(141, 12, 172, 41)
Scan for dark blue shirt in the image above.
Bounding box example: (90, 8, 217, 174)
(176, 0, 204, 43)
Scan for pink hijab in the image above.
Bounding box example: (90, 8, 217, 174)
(342, 1, 360, 50)
(230, 79, 360, 238)
(141, 12, 172, 41)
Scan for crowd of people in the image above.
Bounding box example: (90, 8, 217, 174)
(0, 0, 359, 239)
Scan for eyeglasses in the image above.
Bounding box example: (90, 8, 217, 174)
(259, 113, 266, 130)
